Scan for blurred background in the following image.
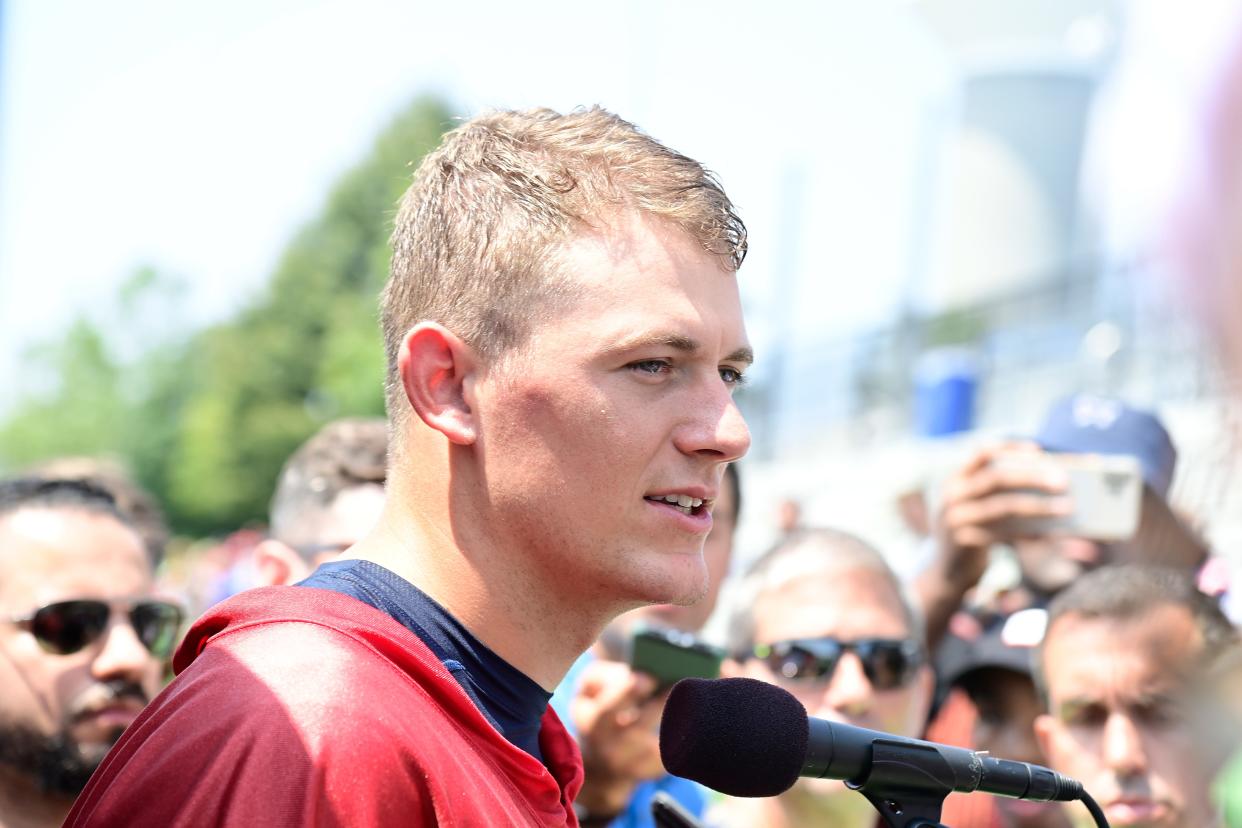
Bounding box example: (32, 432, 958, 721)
(2, 0, 1240, 607)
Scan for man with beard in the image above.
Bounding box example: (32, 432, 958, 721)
(0, 477, 180, 827)
(714, 528, 934, 828)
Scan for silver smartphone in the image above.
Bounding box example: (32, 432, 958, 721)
(992, 452, 1143, 542)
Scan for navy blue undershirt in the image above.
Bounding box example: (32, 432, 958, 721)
(296, 559, 551, 763)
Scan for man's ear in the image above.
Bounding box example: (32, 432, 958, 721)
(253, 540, 309, 587)
(397, 322, 479, 445)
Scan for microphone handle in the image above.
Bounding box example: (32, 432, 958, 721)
(804, 719, 1080, 801)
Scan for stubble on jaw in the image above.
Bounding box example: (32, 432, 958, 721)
(0, 718, 114, 798)
(0, 677, 150, 798)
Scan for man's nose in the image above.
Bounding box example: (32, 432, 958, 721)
(90, 616, 152, 683)
(674, 384, 750, 463)
(715, 396, 751, 463)
(1101, 712, 1148, 777)
(820, 652, 873, 719)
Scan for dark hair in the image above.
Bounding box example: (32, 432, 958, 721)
(269, 418, 388, 553)
(723, 462, 742, 525)
(0, 476, 145, 553)
(1035, 564, 1238, 696)
(0, 476, 125, 518)
(26, 456, 169, 565)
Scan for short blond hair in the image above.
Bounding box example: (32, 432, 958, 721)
(380, 106, 747, 430)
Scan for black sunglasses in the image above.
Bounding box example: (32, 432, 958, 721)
(746, 637, 924, 690)
(8, 599, 184, 658)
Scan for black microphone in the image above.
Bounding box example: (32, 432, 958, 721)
(659, 677, 1083, 802)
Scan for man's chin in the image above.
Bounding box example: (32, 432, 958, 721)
(996, 795, 1066, 828)
(1028, 564, 1085, 596)
(623, 556, 708, 610)
(1100, 800, 1175, 828)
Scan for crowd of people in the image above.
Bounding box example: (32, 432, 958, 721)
(1, 105, 1240, 828)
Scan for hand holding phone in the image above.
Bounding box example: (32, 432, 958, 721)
(990, 451, 1142, 541)
(936, 442, 1071, 563)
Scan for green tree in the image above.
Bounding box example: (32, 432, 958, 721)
(0, 319, 127, 464)
(162, 95, 454, 533)
(0, 266, 195, 504)
(0, 94, 455, 536)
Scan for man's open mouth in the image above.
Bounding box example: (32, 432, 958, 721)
(644, 494, 708, 516)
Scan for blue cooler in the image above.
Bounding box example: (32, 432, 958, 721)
(914, 348, 979, 437)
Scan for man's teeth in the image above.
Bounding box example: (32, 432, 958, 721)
(652, 494, 704, 514)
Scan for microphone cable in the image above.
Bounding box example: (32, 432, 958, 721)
(1079, 790, 1111, 828)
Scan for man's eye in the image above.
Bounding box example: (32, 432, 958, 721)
(1064, 705, 1108, 728)
(1136, 700, 1183, 728)
(630, 360, 671, 376)
(720, 367, 747, 387)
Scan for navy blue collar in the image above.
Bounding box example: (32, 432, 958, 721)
(297, 559, 551, 762)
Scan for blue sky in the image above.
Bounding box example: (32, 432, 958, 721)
(0, 0, 952, 401)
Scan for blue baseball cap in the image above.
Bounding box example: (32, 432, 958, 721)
(1035, 395, 1177, 497)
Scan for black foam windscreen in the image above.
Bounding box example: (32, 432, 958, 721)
(659, 677, 808, 797)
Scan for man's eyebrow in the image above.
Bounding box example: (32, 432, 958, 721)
(603, 333, 754, 365)
(616, 333, 700, 353)
(1126, 688, 1182, 712)
(1055, 696, 1098, 721)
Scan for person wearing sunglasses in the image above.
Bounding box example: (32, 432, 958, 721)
(713, 528, 934, 828)
(0, 476, 181, 828)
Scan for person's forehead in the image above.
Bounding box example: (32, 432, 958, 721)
(549, 213, 745, 325)
(1043, 606, 1200, 700)
(0, 508, 150, 609)
(753, 568, 910, 643)
(559, 209, 720, 277)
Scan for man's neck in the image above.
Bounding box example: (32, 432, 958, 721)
(0, 770, 72, 828)
(349, 497, 617, 690)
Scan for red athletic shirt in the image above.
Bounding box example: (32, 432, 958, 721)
(65, 587, 584, 827)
